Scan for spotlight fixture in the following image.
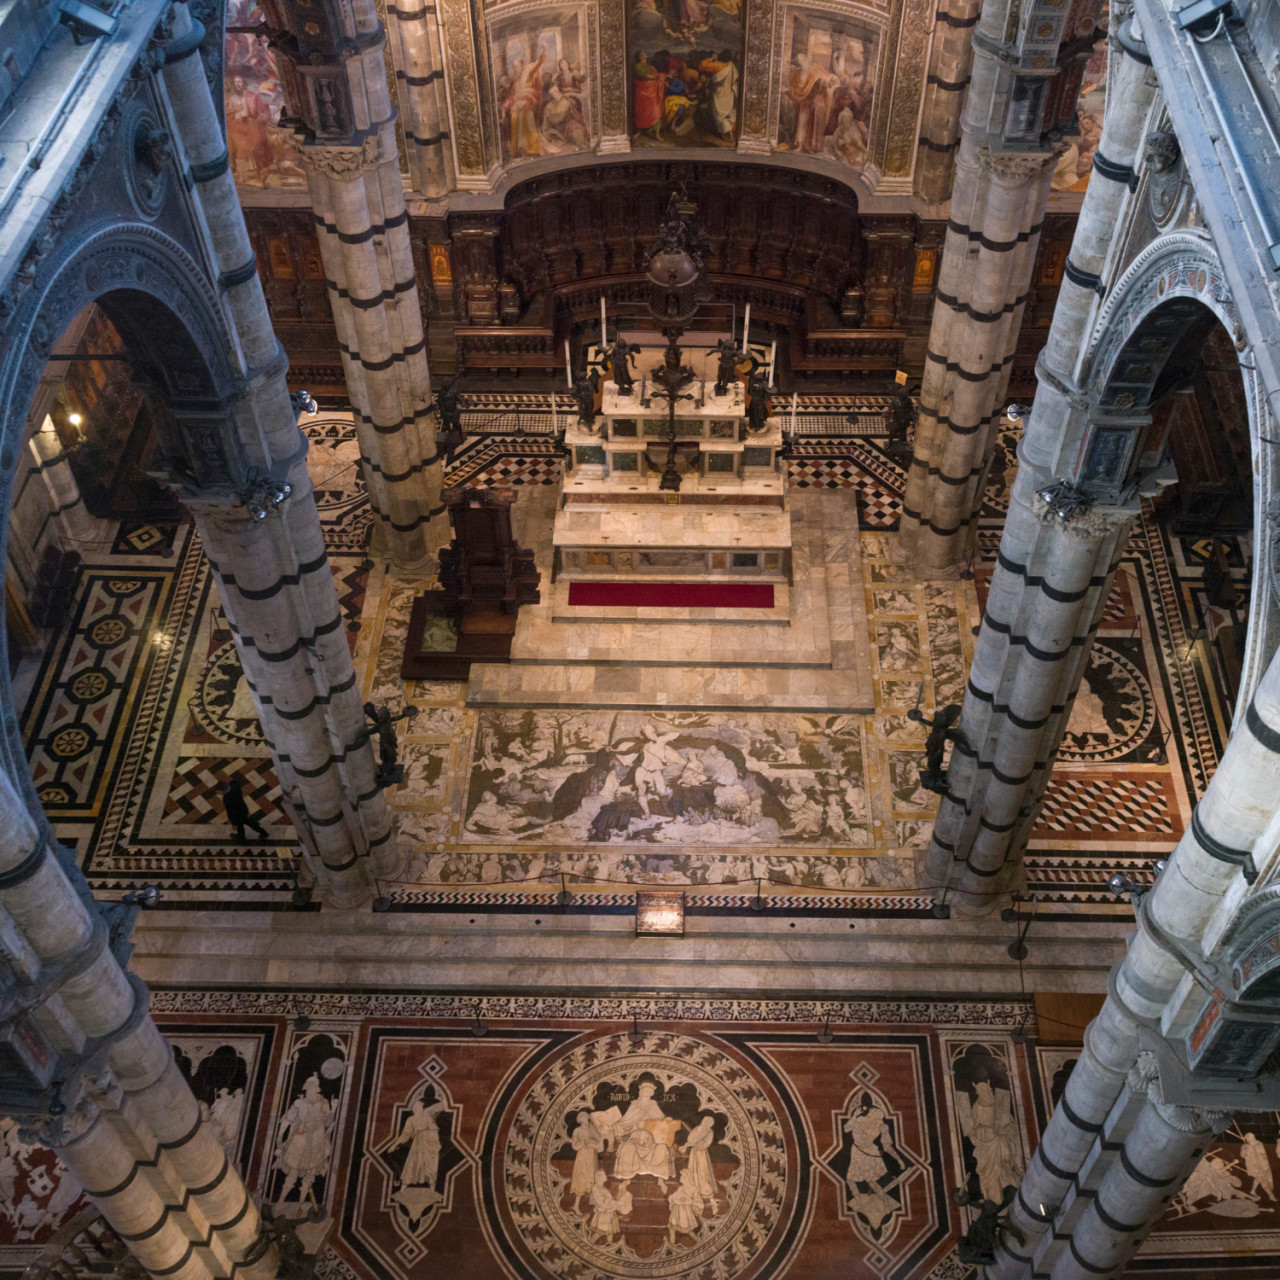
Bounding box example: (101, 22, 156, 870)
(1107, 872, 1138, 897)
(67, 412, 83, 426)
(1006, 403, 1032, 422)
(290, 389, 319, 417)
(627, 1009, 646, 1049)
(246, 502, 268, 522)
(1036, 478, 1092, 522)
(123, 886, 163, 907)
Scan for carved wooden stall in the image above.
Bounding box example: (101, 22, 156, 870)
(401, 488, 540, 680)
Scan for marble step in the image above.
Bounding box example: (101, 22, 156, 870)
(466, 661, 875, 711)
(131, 908, 1126, 996)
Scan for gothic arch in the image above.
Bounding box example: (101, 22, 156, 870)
(1079, 229, 1280, 720)
(0, 222, 238, 829)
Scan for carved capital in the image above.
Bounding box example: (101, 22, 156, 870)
(976, 144, 1061, 187)
(302, 135, 382, 180)
(1126, 1051, 1233, 1135)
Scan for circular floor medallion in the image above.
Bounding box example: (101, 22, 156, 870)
(89, 617, 130, 648)
(189, 641, 265, 747)
(1059, 643, 1157, 762)
(49, 726, 94, 761)
(491, 1031, 797, 1280)
(68, 669, 111, 704)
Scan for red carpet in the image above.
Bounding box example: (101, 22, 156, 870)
(568, 581, 775, 608)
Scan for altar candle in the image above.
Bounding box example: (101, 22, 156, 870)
(743, 303, 751, 352)
(564, 339, 572, 389)
(601, 295, 607, 345)
(551, 392, 557, 435)
(768, 340, 777, 388)
(790, 391, 797, 436)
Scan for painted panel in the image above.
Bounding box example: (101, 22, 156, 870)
(628, 0, 744, 147)
(488, 3, 594, 164)
(1052, 27, 1107, 191)
(225, 0, 306, 189)
(774, 5, 880, 171)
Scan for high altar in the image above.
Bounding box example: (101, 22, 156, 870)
(554, 194, 791, 589)
(555, 347, 790, 585)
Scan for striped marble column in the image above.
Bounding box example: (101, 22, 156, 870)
(0, 766, 277, 1280)
(899, 137, 1057, 575)
(286, 0, 443, 566)
(924, 483, 1134, 912)
(922, 21, 1160, 912)
(162, 1, 398, 906)
(991, 640, 1280, 1276)
(1038, 1057, 1228, 1279)
(387, 0, 453, 197)
(916, 0, 980, 203)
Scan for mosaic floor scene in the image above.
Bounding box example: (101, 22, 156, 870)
(14, 405, 1248, 914)
(2, 991, 1273, 1279)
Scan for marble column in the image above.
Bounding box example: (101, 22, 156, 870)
(899, 138, 1058, 574)
(924, 485, 1135, 912)
(1041, 1057, 1228, 1280)
(0, 767, 278, 1280)
(991, 637, 1280, 1275)
(922, 21, 1160, 912)
(161, 1, 399, 906)
(386, 1, 453, 197)
(280, 0, 443, 566)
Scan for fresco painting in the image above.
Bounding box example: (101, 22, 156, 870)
(629, 0, 743, 148)
(1053, 25, 1108, 190)
(224, 1, 306, 189)
(490, 8, 593, 164)
(776, 8, 879, 170)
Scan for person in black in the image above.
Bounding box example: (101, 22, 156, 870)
(223, 776, 267, 842)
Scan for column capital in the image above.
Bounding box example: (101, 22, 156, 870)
(975, 142, 1062, 187)
(1127, 1051, 1233, 1134)
(302, 134, 383, 180)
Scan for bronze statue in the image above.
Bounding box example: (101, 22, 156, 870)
(909, 704, 966, 794)
(359, 703, 419, 787)
(953, 1185, 1024, 1265)
(883, 385, 915, 463)
(435, 382, 463, 437)
(607, 337, 640, 395)
(745, 370, 771, 434)
(713, 337, 741, 397)
(572, 371, 598, 429)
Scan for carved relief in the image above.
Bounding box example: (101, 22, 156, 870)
(439, 0, 489, 174)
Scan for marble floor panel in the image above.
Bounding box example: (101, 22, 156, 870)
(6, 988, 1266, 1280)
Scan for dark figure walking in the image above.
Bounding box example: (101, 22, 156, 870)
(223, 776, 267, 842)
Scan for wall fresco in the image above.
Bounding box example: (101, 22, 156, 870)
(775, 6, 880, 170)
(629, 0, 744, 147)
(224, 0, 306, 189)
(488, 4, 594, 164)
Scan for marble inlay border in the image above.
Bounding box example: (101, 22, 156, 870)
(149, 988, 1034, 1025)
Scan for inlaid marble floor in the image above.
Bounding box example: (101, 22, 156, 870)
(15, 410, 1243, 913)
(4, 988, 1273, 1280)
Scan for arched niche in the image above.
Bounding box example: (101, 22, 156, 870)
(0, 224, 244, 834)
(1070, 229, 1280, 723)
